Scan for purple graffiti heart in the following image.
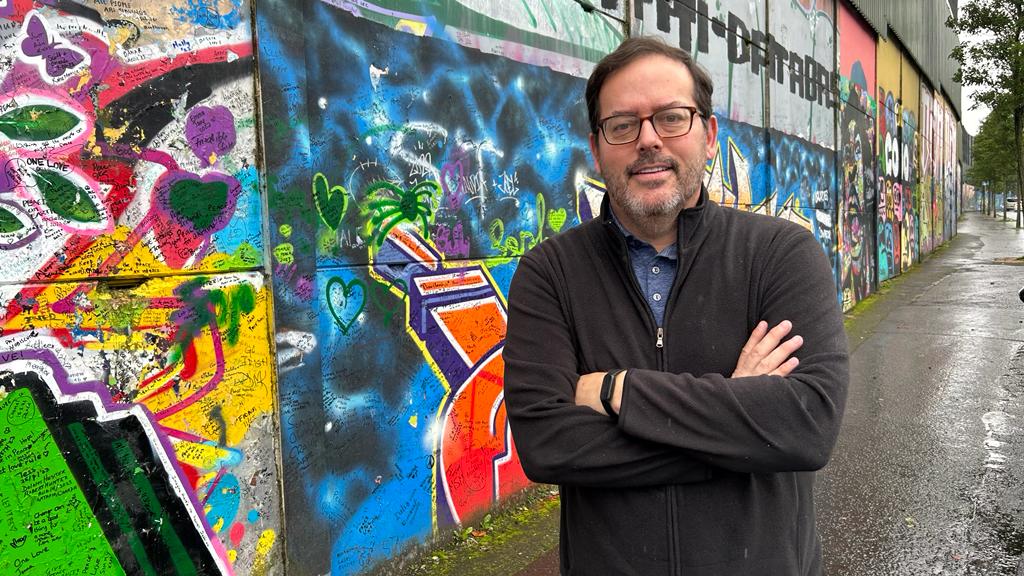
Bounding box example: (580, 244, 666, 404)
(185, 105, 237, 166)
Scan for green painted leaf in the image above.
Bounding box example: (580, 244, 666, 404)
(36, 169, 102, 223)
(0, 205, 24, 233)
(0, 105, 80, 141)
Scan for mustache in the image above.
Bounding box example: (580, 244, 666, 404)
(627, 152, 679, 174)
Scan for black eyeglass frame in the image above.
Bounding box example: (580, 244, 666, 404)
(597, 105, 703, 145)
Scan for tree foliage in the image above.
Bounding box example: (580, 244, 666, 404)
(967, 98, 1018, 190)
(950, 0, 1024, 223)
(948, 0, 1024, 110)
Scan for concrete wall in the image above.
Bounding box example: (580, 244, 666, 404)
(0, 1, 963, 575)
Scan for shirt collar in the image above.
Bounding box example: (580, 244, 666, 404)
(609, 206, 679, 260)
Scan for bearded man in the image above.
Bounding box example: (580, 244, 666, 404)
(503, 36, 849, 576)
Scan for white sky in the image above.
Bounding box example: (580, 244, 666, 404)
(962, 83, 990, 137)
(957, 6, 993, 136)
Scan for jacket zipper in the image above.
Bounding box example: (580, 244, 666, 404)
(608, 217, 686, 573)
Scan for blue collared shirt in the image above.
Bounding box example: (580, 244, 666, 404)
(610, 212, 678, 327)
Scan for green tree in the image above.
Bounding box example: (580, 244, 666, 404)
(968, 98, 1019, 214)
(949, 0, 1024, 227)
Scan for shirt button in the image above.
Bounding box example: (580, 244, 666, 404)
(652, 266, 661, 274)
(652, 293, 662, 302)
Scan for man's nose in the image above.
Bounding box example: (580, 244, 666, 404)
(636, 117, 663, 150)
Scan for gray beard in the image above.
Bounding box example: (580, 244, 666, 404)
(605, 151, 705, 229)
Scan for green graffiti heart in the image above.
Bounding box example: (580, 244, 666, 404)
(547, 208, 567, 233)
(326, 276, 366, 335)
(167, 178, 228, 233)
(313, 172, 348, 231)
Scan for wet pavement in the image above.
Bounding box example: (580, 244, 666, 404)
(818, 211, 1024, 575)
(428, 211, 1024, 576)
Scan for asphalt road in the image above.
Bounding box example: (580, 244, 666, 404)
(817, 211, 1024, 575)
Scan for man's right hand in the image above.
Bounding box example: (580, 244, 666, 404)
(731, 320, 803, 378)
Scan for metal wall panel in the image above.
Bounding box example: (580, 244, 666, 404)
(846, 0, 961, 119)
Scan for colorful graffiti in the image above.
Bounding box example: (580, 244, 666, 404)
(258, 2, 592, 573)
(876, 37, 903, 281)
(0, 2, 279, 575)
(333, 0, 624, 77)
(704, 119, 836, 270)
(919, 86, 935, 255)
(837, 1, 877, 311)
(0, 1, 968, 575)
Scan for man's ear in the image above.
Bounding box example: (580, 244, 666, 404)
(589, 131, 602, 173)
(704, 114, 719, 161)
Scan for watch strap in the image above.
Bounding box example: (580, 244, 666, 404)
(601, 369, 624, 419)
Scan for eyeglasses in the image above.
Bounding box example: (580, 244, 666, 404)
(597, 106, 702, 145)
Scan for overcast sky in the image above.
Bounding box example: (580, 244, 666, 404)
(956, 7, 993, 136)
(962, 83, 990, 137)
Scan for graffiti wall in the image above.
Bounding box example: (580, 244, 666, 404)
(633, 0, 838, 288)
(0, 1, 966, 575)
(837, 2, 876, 311)
(876, 35, 903, 281)
(900, 57, 921, 268)
(257, 1, 602, 574)
(0, 2, 281, 575)
(920, 85, 936, 254)
(941, 97, 959, 240)
(253, 1, 961, 572)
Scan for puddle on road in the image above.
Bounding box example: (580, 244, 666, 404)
(981, 411, 1014, 470)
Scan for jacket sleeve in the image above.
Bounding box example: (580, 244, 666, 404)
(617, 227, 849, 473)
(503, 247, 713, 488)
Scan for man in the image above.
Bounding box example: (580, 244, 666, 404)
(503, 36, 848, 576)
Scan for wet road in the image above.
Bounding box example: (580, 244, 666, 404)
(817, 211, 1024, 575)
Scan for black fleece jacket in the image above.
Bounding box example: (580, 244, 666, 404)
(503, 189, 849, 575)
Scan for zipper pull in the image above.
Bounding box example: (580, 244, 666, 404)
(656, 327, 664, 348)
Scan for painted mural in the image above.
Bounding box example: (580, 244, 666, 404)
(0, 2, 281, 575)
(919, 85, 935, 255)
(876, 36, 904, 282)
(257, 2, 595, 574)
(324, 0, 624, 77)
(0, 1, 969, 575)
(768, 0, 836, 148)
(942, 97, 958, 240)
(631, 0, 766, 126)
(837, 1, 876, 312)
(900, 57, 921, 269)
(635, 0, 838, 291)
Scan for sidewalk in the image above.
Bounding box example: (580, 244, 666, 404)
(379, 210, 1023, 576)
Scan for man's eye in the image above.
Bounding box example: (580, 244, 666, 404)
(660, 113, 686, 125)
(609, 119, 637, 133)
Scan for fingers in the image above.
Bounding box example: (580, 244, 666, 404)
(732, 320, 803, 378)
(755, 320, 794, 356)
(762, 335, 803, 375)
(771, 355, 800, 377)
(739, 320, 769, 356)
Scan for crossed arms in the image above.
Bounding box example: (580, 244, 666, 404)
(502, 227, 849, 488)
